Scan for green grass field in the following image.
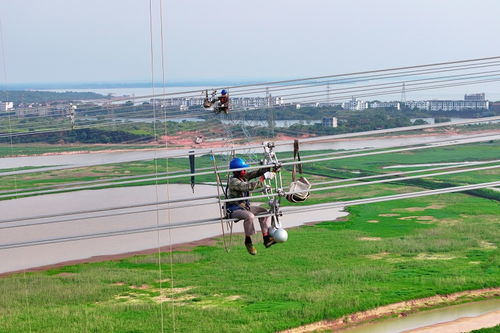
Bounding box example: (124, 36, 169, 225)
(0, 193, 498, 332)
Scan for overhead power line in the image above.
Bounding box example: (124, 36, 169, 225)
(0, 180, 498, 250)
(2, 57, 500, 136)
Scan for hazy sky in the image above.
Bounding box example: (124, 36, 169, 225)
(1, 0, 500, 85)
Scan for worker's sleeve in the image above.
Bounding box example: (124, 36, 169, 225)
(247, 167, 270, 180)
(229, 177, 263, 192)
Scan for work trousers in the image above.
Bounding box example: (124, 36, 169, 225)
(230, 205, 271, 237)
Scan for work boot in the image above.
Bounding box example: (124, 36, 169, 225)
(263, 235, 276, 248)
(245, 242, 257, 255)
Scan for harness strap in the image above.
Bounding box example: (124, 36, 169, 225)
(292, 139, 302, 182)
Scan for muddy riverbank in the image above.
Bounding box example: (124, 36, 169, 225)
(281, 288, 500, 333)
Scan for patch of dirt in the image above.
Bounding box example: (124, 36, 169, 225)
(280, 288, 500, 333)
(225, 295, 242, 301)
(130, 284, 150, 290)
(153, 294, 196, 304)
(379, 213, 400, 217)
(398, 216, 438, 223)
(415, 253, 457, 260)
(367, 220, 379, 223)
(479, 241, 497, 250)
(394, 204, 446, 212)
(113, 293, 145, 304)
(358, 237, 382, 241)
(163, 287, 193, 294)
(416, 216, 437, 222)
(403, 207, 427, 212)
(469, 261, 481, 265)
(112, 282, 125, 286)
(439, 218, 461, 226)
(366, 252, 390, 260)
(158, 132, 310, 149)
(426, 204, 445, 210)
(110, 286, 195, 305)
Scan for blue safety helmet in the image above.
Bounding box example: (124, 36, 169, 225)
(221, 89, 227, 95)
(229, 157, 249, 170)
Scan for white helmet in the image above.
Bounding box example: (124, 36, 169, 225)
(273, 228, 288, 243)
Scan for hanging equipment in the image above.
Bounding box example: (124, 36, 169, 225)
(189, 150, 196, 193)
(286, 139, 311, 203)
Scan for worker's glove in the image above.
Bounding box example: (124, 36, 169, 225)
(257, 167, 270, 176)
(273, 163, 282, 172)
(263, 171, 275, 180)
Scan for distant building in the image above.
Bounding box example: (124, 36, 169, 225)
(464, 93, 485, 101)
(317, 102, 343, 108)
(404, 101, 429, 110)
(1, 101, 13, 111)
(404, 94, 488, 111)
(322, 117, 338, 128)
(491, 102, 500, 112)
(342, 97, 368, 111)
(370, 101, 401, 110)
(428, 99, 489, 111)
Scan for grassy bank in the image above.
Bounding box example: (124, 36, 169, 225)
(2, 140, 499, 199)
(0, 143, 159, 158)
(0, 193, 498, 332)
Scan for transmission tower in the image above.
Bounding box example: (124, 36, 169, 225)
(327, 83, 331, 104)
(401, 82, 407, 110)
(266, 87, 275, 137)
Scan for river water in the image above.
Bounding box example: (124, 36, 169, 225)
(0, 183, 347, 274)
(342, 298, 500, 333)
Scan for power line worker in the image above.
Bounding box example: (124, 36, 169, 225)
(212, 89, 229, 114)
(226, 157, 276, 255)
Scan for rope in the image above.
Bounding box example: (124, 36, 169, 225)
(158, 0, 175, 330)
(211, 151, 231, 252)
(147, 1, 166, 331)
(1, 16, 32, 333)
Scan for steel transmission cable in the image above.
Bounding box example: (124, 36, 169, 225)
(2, 73, 498, 138)
(2, 115, 499, 180)
(2, 74, 499, 140)
(1, 131, 498, 199)
(1, 161, 498, 230)
(1, 133, 498, 225)
(2, 134, 498, 199)
(2, 56, 500, 134)
(5, 59, 500, 126)
(0, 180, 498, 250)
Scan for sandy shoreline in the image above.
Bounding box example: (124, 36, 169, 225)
(404, 309, 500, 333)
(281, 288, 500, 333)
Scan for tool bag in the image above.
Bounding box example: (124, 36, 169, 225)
(286, 140, 311, 203)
